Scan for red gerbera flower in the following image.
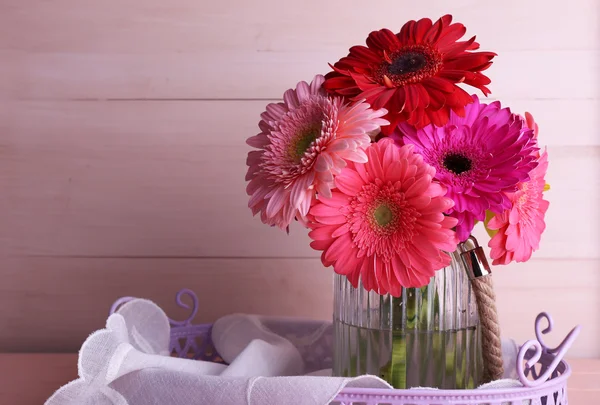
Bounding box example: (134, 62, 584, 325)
(323, 15, 496, 134)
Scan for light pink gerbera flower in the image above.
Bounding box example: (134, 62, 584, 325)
(246, 75, 388, 230)
(486, 150, 549, 265)
(308, 138, 458, 297)
(393, 95, 538, 241)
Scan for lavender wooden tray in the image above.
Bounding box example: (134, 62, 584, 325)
(110, 289, 580, 405)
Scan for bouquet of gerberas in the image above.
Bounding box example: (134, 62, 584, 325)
(246, 15, 549, 298)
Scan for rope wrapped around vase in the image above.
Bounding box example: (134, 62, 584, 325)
(458, 236, 504, 383)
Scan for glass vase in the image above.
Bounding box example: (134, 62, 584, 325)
(332, 250, 483, 389)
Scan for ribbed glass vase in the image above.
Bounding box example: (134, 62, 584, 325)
(332, 251, 483, 389)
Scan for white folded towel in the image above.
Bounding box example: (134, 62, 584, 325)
(45, 298, 522, 405)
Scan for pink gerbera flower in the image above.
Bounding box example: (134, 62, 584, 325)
(393, 95, 538, 241)
(525, 111, 539, 140)
(486, 150, 549, 265)
(308, 138, 458, 297)
(246, 75, 388, 230)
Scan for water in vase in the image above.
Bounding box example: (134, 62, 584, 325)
(334, 321, 482, 389)
(332, 252, 483, 389)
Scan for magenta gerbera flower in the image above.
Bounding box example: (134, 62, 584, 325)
(308, 138, 458, 297)
(393, 95, 538, 241)
(246, 75, 388, 230)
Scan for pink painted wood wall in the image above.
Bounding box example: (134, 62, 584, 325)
(0, 0, 598, 356)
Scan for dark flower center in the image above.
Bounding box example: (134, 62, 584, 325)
(443, 153, 472, 174)
(375, 45, 443, 87)
(388, 52, 428, 75)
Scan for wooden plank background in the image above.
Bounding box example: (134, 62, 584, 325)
(0, 0, 598, 357)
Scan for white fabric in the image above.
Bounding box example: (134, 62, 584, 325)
(212, 314, 304, 377)
(45, 298, 523, 405)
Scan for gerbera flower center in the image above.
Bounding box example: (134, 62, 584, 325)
(375, 45, 443, 87)
(344, 181, 419, 261)
(388, 52, 428, 75)
(373, 204, 394, 226)
(443, 153, 473, 175)
(289, 123, 322, 163)
(259, 95, 339, 187)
